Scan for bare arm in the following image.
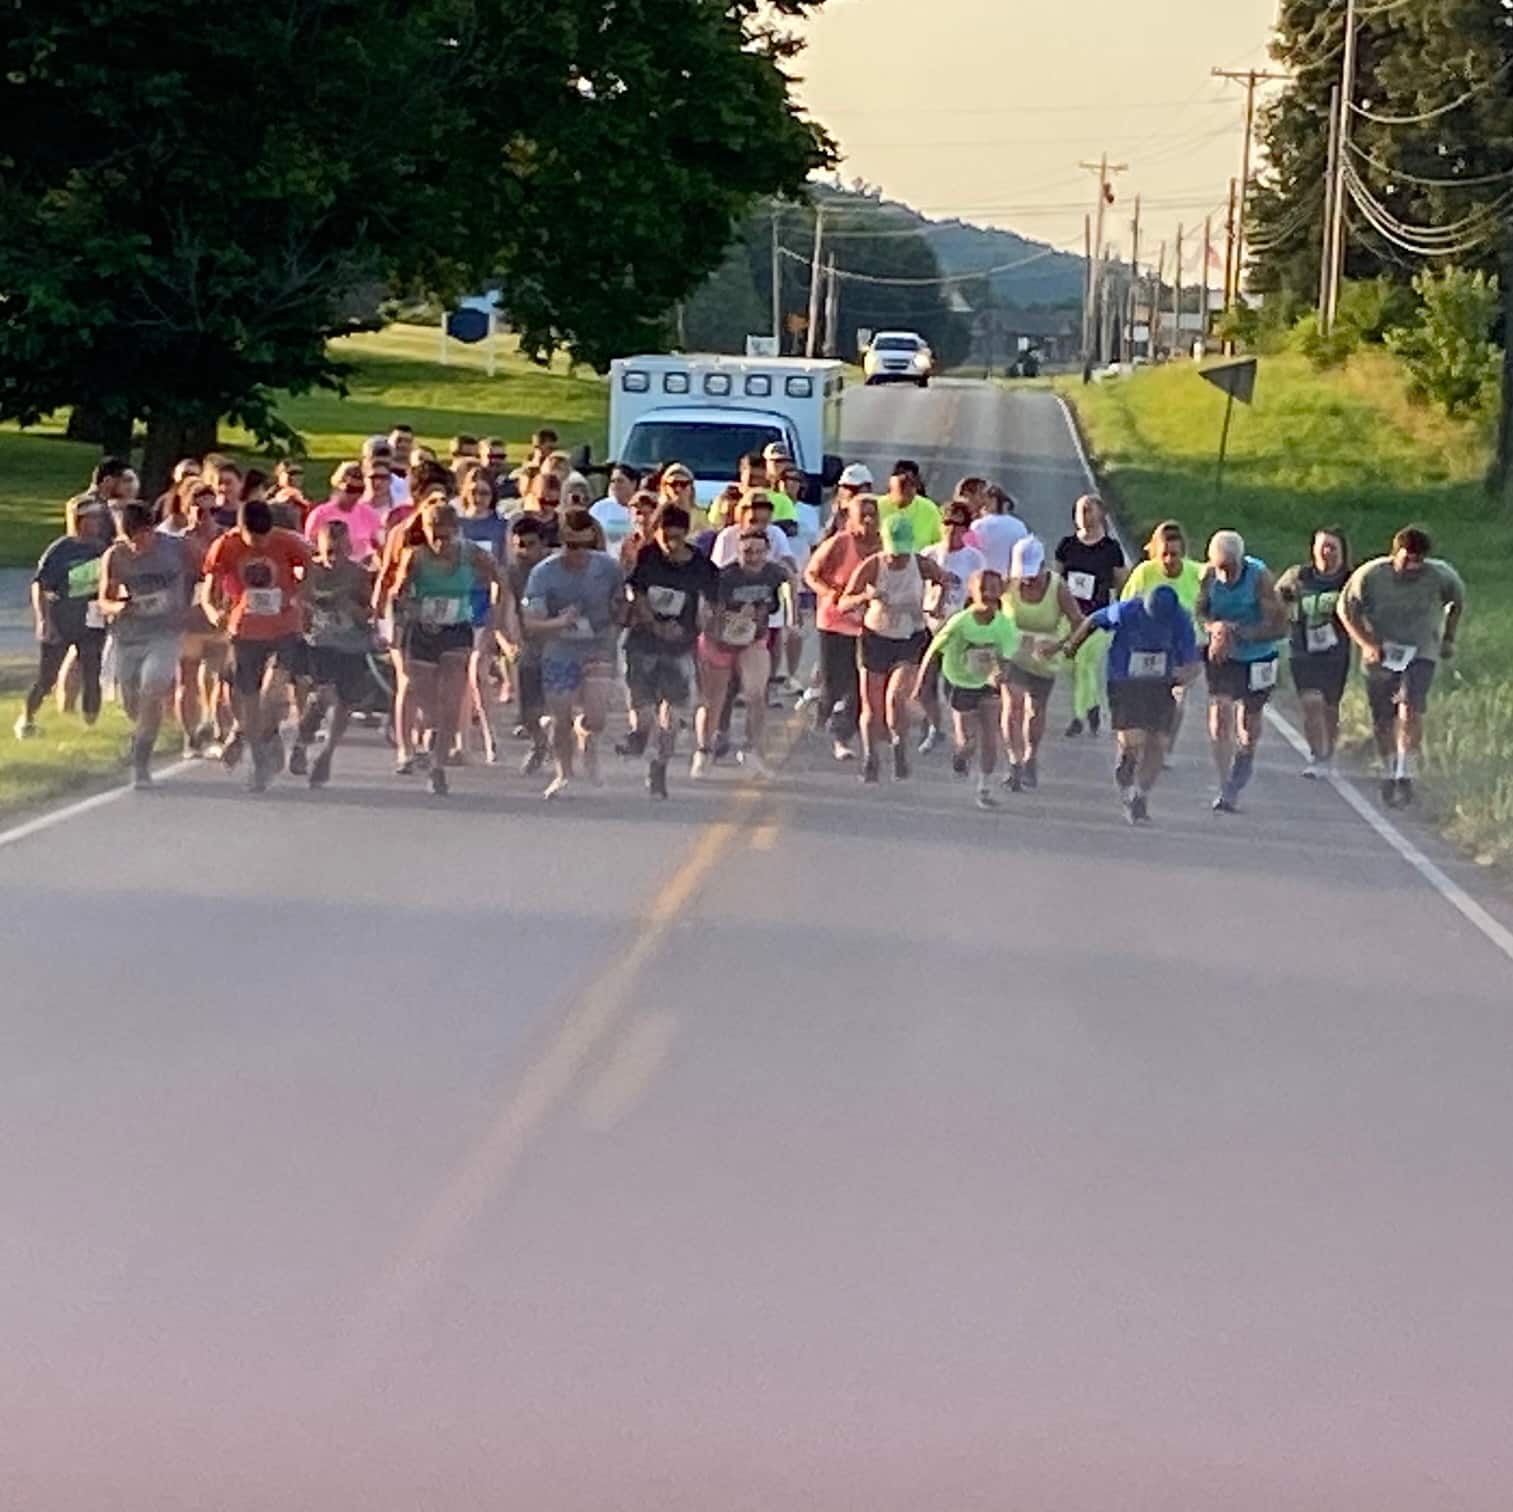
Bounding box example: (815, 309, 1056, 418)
(836, 556, 880, 614)
(1234, 568, 1287, 642)
(1055, 580, 1086, 633)
(31, 579, 48, 639)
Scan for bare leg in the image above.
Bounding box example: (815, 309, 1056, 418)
(431, 652, 470, 772)
(1208, 695, 1236, 784)
(738, 645, 772, 755)
(884, 664, 914, 746)
(858, 669, 888, 763)
(695, 664, 731, 753)
(545, 690, 577, 785)
(576, 665, 611, 784)
(1002, 686, 1029, 766)
(1300, 689, 1328, 762)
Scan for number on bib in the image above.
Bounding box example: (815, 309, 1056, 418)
(1305, 622, 1339, 654)
(646, 585, 686, 617)
(1128, 649, 1168, 680)
(131, 589, 171, 618)
(720, 611, 758, 647)
(419, 596, 464, 628)
(1067, 570, 1097, 601)
(1248, 659, 1279, 692)
(244, 587, 283, 616)
(964, 646, 998, 680)
(1381, 641, 1417, 673)
(84, 602, 107, 630)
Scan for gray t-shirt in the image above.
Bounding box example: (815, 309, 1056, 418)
(523, 551, 624, 663)
(1340, 556, 1465, 665)
(108, 535, 189, 644)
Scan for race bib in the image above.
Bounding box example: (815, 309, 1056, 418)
(1128, 649, 1168, 680)
(130, 589, 172, 618)
(647, 585, 687, 618)
(1305, 622, 1339, 654)
(244, 587, 283, 616)
(1067, 571, 1097, 602)
(720, 610, 758, 647)
(84, 602, 107, 630)
(1022, 633, 1059, 662)
(419, 596, 465, 628)
(1249, 658, 1279, 692)
(564, 614, 596, 640)
(964, 645, 998, 680)
(1382, 641, 1417, 673)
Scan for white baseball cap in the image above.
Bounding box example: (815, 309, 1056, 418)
(762, 441, 792, 462)
(1011, 534, 1046, 578)
(838, 463, 874, 489)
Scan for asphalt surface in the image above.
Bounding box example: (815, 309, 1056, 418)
(5, 380, 1513, 1511)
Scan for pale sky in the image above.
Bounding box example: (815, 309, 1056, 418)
(793, 0, 1283, 280)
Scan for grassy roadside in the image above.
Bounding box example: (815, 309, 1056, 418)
(1060, 351, 1513, 866)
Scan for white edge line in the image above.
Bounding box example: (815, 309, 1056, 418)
(1053, 389, 1513, 970)
(0, 758, 196, 853)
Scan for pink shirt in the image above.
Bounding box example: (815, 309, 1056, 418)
(304, 498, 385, 561)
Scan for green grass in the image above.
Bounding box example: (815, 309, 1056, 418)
(0, 324, 610, 566)
(1062, 351, 1513, 865)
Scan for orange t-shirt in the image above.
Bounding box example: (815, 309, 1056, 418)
(202, 528, 312, 641)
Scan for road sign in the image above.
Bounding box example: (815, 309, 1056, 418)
(1200, 356, 1258, 405)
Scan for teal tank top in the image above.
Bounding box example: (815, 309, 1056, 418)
(413, 545, 477, 628)
(1207, 556, 1276, 663)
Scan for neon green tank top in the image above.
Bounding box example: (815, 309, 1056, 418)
(1006, 573, 1067, 677)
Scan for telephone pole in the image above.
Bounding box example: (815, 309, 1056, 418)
(1151, 240, 1166, 359)
(1082, 213, 1093, 378)
(1325, 0, 1359, 333)
(1174, 223, 1184, 359)
(770, 204, 782, 344)
(1213, 66, 1289, 305)
(822, 253, 839, 358)
(805, 203, 825, 359)
(1222, 176, 1238, 310)
(1126, 194, 1142, 360)
(1201, 214, 1213, 351)
(1079, 153, 1129, 365)
(1319, 83, 1342, 328)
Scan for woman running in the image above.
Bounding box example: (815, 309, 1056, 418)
(1001, 535, 1083, 791)
(386, 500, 497, 796)
(803, 491, 881, 761)
(1276, 526, 1352, 777)
(837, 514, 952, 784)
(1054, 494, 1127, 737)
(918, 497, 986, 753)
(912, 569, 1019, 808)
(457, 467, 511, 764)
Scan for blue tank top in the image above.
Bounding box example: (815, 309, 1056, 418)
(1207, 556, 1276, 663)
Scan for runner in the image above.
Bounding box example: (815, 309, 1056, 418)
(387, 501, 497, 796)
(206, 457, 243, 530)
(1195, 530, 1287, 815)
(590, 464, 641, 552)
(624, 503, 717, 798)
(1276, 526, 1353, 777)
(917, 498, 987, 753)
(98, 503, 191, 789)
(913, 569, 1019, 808)
(1120, 519, 1204, 747)
(1055, 494, 1127, 737)
(693, 527, 788, 781)
(1337, 525, 1466, 808)
(173, 482, 233, 758)
(1001, 536, 1083, 791)
(825, 462, 875, 537)
(837, 515, 952, 783)
(521, 508, 625, 800)
(502, 514, 551, 774)
(200, 498, 313, 792)
(1061, 584, 1203, 823)
(457, 468, 511, 764)
(269, 462, 312, 530)
(877, 462, 944, 550)
(17, 494, 113, 739)
(388, 424, 416, 506)
(657, 463, 707, 530)
(305, 462, 386, 562)
(804, 491, 881, 760)
(292, 518, 375, 788)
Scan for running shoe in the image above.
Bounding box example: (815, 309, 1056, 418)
(1396, 777, 1415, 807)
(861, 752, 880, 785)
(647, 758, 669, 800)
(832, 740, 856, 763)
(428, 766, 449, 797)
(1002, 764, 1023, 793)
(395, 755, 419, 777)
(713, 732, 732, 761)
(132, 764, 154, 792)
(543, 774, 570, 800)
(690, 750, 712, 781)
(1114, 751, 1137, 791)
(1021, 757, 1039, 791)
(1128, 792, 1150, 825)
(1086, 707, 1102, 737)
(951, 750, 970, 777)
(1212, 791, 1240, 815)
(1380, 777, 1399, 807)
(12, 714, 37, 741)
(191, 721, 217, 752)
(1063, 718, 1083, 738)
(521, 745, 546, 777)
(308, 749, 333, 789)
(975, 787, 999, 810)
(220, 730, 245, 770)
(917, 725, 941, 755)
(739, 750, 774, 781)
(287, 743, 308, 778)
(615, 728, 649, 758)
(892, 740, 910, 781)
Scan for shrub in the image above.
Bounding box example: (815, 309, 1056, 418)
(1292, 310, 1359, 369)
(1385, 267, 1500, 418)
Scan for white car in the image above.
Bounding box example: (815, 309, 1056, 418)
(863, 331, 933, 388)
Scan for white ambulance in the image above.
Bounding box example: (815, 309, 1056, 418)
(607, 354, 845, 506)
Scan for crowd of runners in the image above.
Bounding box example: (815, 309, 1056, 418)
(17, 430, 1466, 823)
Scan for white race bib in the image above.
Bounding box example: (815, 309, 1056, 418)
(1022, 633, 1059, 662)
(419, 596, 465, 628)
(1248, 658, 1279, 692)
(1382, 641, 1417, 673)
(1067, 571, 1097, 602)
(84, 602, 107, 630)
(1128, 649, 1168, 680)
(647, 585, 686, 618)
(720, 610, 758, 647)
(1305, 622, 1339, 654)
(130, 589, 172, 618)
(244, 587, 284, 616)
(964, 645, 998, 680)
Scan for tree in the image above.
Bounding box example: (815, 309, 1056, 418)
(0, 0, 831, 489)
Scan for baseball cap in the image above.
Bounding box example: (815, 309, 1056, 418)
(881, 514, 916, 555)
(762, 441, 792, 462)
(838, 463, 874, 490)
(1011, 534, 1046, 578)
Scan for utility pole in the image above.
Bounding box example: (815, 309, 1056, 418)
(1223, 175, 1238, 305)
(1201, 214, 1213, 353)
(1213, 66, 1289, 305)
(1126, 195, 1142, 360)
(822, 253, 839, 358)
(1174, 223, 1184, 360)
(1082, 212, 1093, 378)
(1319, 83, 1342, 329)
(1102, 244, 1118, 363)
(1079, 153, 1129, 365)
(1151, 241, 1166, 360)
(805, 203, 825, 359)
(770, 203, 782, 344)
(1325, 0, 1359, 333)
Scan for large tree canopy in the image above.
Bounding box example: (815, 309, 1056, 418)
(0, 0, 831, 479)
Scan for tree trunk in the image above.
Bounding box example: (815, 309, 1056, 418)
(1490, 233, 1513, 508)
(139, 415, 220, 501)
(65, 399, 135, 456)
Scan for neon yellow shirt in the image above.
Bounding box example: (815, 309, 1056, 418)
(1121, 557, 1203, 618)
(928, 608, 1020, 689)
(877, 494, 943, 549)
(708, 489, 798, 530)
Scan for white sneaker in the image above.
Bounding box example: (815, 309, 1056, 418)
(918, 725, 941, 755)
(1302, 759, 1321, 780)
(690, 750, 711, 780)
(543, 774, 570, 801)
(832, 740, 856, 762)
(13, 714, 37, 741)
(738, 750, 774, 781)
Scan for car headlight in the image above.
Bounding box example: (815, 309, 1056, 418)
(912, 351, 930, 369)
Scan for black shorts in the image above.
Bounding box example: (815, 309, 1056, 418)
(947, 681, 993, 713)
(625, 647, 695, 708)
(402, 623, 473, 665)
(1366, 657, 1436, 721)
(1205, 653, 1279, 708)
(1290, 650, 1350, 706)
(229, 636, 303, 696)
(307, 645, 370, 705)
(859, 628, 929, 675)
(1003, 662, 1055, 702)
(1109, 678, 1177, 734)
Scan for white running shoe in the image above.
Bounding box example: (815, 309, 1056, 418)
(543, 774, 570, 801)
(13, 714, 37, 740)
(690, 750, 711, 780)
(1302, 759, 1321, 780)
(918, 725, 941, 755)
(832, 740, 856, 762)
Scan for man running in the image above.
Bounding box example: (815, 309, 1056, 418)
(877, 462, 943, 550)
(502, 515, 551, 774)
(1062, 584, 1202, 823)
(624, 503, 717, 798)
(200, 498, 313, 792)
(1337, 525, 1465, 808)
(99, 503, 191, 789)
(913, 569, 1019, 808)
(521, 508, 625, 799)
(1195, 530, 1287, 815)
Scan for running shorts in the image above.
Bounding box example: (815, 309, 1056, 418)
(307, 646, 370, 705)
(1108, 678, 1177, 734)
(116, 636, 181, 697)
(229, 636, 303, 696)
(402, 623, 473, 665)
(946, 680, 992, 713)
(1003, 662, 1055, 702)
(1290, 649, 1350, 706)
(1366, 657, 1436, 721)
(858, 628, 929, 675)
(1205, 652, 1279, 708)
(625, 648, 695, 708)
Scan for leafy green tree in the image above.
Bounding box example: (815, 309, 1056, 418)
(1386, 267, 1501, 418)
(0, 0, 830, 488)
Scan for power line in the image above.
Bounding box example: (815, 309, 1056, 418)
(775, 241, 1080, 287)
(1349, 56, 1513, 125)
(1345, 137, 1513, 190)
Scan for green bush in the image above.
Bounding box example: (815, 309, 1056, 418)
(1292, 310, 1359, 370)
(1337, 276, 1419, 344)
(1385, 267, 1500, 418)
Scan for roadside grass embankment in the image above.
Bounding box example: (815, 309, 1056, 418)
(1062, 350, 1512, 866)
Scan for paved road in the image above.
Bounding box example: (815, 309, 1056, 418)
(5, 381, 1513, 1511)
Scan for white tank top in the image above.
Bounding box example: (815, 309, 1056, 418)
(865, 556, 926, 639)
